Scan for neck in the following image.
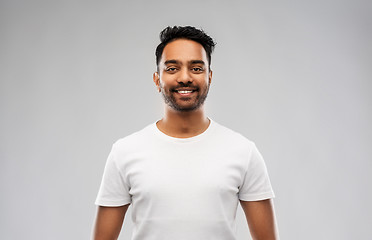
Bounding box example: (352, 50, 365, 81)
(156, 105, 210, 138)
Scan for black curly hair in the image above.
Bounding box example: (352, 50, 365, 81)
(155, 26, 216, 71)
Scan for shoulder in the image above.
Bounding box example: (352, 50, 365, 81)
(111, 122, 154, 153)
(212, 120, 255, 149)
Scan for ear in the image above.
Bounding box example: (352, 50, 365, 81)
(208, 70, 213, 85)
(153, 72, 161, 92)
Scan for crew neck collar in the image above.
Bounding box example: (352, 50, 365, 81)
(152, 117, 215, 143)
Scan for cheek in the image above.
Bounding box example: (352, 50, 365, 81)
(159, 81, 172, 92)
(159, 75, 173, 86)
(198, 76, 210, 85)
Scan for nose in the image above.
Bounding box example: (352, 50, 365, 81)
(177, 68, 193, 84)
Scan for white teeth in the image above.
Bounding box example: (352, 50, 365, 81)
(178, 90, 193, 93)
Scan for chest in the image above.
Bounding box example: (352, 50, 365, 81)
(121, 145, 246, 205)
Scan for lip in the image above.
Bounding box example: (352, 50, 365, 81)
(174, 90, 196, 97)
(174, 88, 197, 91)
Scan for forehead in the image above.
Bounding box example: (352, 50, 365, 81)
(161, 39, 208, 64)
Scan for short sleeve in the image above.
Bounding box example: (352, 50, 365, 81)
(95, 144, 132, 206)
(238, 142, 275, 201)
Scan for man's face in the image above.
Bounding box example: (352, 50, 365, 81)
(153, 39, 212, 112)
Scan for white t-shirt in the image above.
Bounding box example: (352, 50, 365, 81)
(95, 118, 275, 240)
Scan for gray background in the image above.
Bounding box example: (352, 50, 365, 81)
(1, 0, 371, 239)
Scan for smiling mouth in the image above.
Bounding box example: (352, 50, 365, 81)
(177, 90, 194, 94)
(172, 89, 197, 97)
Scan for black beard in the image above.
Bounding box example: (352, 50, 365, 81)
(160, 84, 210, 112)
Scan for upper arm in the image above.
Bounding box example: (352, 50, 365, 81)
(240, 199, 279, 240)
(92, 203, 130, 240)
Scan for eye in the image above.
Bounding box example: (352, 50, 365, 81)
(166, 67, 177, 72)
(192, 67, 204, 72)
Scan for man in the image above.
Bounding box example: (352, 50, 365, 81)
(93, 26, 279, 240)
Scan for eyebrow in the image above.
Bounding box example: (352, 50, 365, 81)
(189, 60, 205, 65)
(164, 60, 180, 65)
(164, 60, 206, 66)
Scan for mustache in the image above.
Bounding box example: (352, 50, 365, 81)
(171, 84, 199, 92)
